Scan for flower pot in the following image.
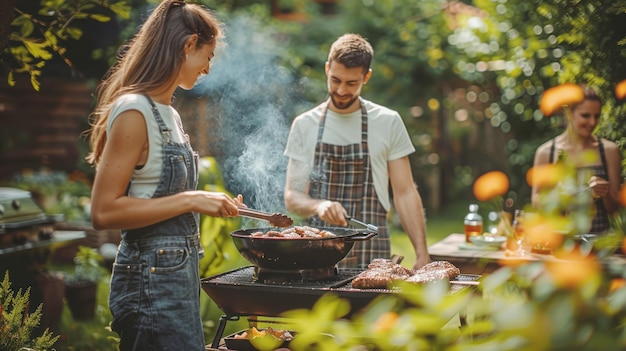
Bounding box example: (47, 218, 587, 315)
(65, 281, 97, 320)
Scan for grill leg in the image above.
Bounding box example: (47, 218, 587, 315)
(459, 309, 468, 327)
(211, 315, 239, 349)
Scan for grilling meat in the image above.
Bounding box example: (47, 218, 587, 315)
(351, 259, 460, 289)
(405, 261, 460, 284)
(249, 226, 338, 239)
(351, 258, 414, 289)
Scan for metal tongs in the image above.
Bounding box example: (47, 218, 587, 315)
(237, 207, 293, 227)
(345, 215, 378, 233)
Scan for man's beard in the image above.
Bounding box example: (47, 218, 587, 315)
(330, 94, 359, 110)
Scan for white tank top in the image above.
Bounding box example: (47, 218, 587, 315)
(107, 94, 187, 199)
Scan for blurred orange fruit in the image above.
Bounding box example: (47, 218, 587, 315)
(473, 171, 509, 201)
(539, 83, 585, 116)
(523, 213, 566, 249)
(616, 79, 626, 99)
(610, 278, 626, 293)
(526, 163, 565, 189)
(545, 247, 600, 289)
(373, 311, 399, 333)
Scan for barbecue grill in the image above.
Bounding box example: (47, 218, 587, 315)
(0, 187, 85, 255)
(0, 187, 86, 329)
(201, 265, 480, 349)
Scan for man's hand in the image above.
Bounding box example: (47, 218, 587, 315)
(316, 200, 348, 226)
(412, 255, 431, 270)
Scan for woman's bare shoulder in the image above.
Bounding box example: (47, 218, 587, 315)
(599, 137, 619, 150)
(534, 139, 554, 155)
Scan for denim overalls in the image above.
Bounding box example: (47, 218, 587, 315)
(108, 95, 205, 350)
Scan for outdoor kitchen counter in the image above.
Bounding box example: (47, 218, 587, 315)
(0, 230, 86, 256)
(428, 233, 626, 274)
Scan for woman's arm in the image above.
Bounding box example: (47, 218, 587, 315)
(531, 142, 551, 208)
(90, 110, 240, 230)
(597, 139, 622, 214)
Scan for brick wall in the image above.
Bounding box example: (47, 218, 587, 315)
(0, 77, 93, 179)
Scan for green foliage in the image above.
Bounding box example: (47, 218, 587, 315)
(270, 0, 626, 206)
(51, 262, 119, 351)
(466, 0, 626, 178)
(0, 272, 60, 351)
(65, 246, 104, 284)
(197, 157, 248, 278)
(3, 168, 92, 222)
(272, 261, 626, 350)
(3, 0, 131, 90)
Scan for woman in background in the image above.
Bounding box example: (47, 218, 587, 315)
(532, 85, 621, 234)
(86, 1, 241, 350)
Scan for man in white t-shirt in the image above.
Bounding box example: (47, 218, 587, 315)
(283, 33, 431, 270)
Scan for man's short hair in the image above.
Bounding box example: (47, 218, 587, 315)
(328, 33, 373, 74)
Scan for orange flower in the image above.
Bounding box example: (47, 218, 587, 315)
(616, 79, 626, 99)
(473, 171, 509, 201)
(523, 213, 566, 249)
(610, 278, 626, 293)
(373, 312, 400, 333)
(526, 163, 566, 189)
(546, 247, 600, 289)
(539, 83, 585, 116)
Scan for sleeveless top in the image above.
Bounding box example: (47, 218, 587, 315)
(549, 138, 610, 233)
(108, 95, 205, 350)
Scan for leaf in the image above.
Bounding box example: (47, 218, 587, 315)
(15, 19, 34, 37)
(22, 40, 53, 60)
(43, 30, 58, 47)
(90, 14, 111, 22)
(65, 27, 83, 40)
(30, 71, 41, 91)
(10, 14, 26, 26)
(7, 72, 15, 87)
(111, 1, 132, 19)
(72, 13, 89, 20)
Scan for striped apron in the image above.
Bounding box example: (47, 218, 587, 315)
(307, 98, 390, 269)
(549, 138, 610, 233)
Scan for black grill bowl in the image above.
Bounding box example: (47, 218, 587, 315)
(230, 228, 376, 271)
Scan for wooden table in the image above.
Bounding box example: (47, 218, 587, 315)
(428, 233, 626, 275)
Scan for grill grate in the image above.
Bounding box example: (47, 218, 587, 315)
(208, 266, 363, 288)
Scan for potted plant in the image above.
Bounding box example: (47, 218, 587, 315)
(64, 246, 103, 320)
(0, 272, 60, 351)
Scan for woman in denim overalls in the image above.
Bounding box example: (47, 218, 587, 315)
(86, 1, 243, 350)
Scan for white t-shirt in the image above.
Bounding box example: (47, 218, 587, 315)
(283, 99, 415, 210)
(107, 94, 187, 199)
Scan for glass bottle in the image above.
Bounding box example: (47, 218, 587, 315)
(511, 209, 526, 256)
(464, 204, 483, 243)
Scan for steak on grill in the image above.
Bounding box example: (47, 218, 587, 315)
(405, 261, 460, 284)
(351, 259, 460, 289)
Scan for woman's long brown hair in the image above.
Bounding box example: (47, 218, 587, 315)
(86, 0, 223, 165)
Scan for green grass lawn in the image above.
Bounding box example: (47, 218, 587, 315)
(390, 202, 467, 266)
(46, 203, 468, 350)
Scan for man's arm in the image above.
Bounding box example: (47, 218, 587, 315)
(388, 157, 431, 269)
(284, 157, 348, 226)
